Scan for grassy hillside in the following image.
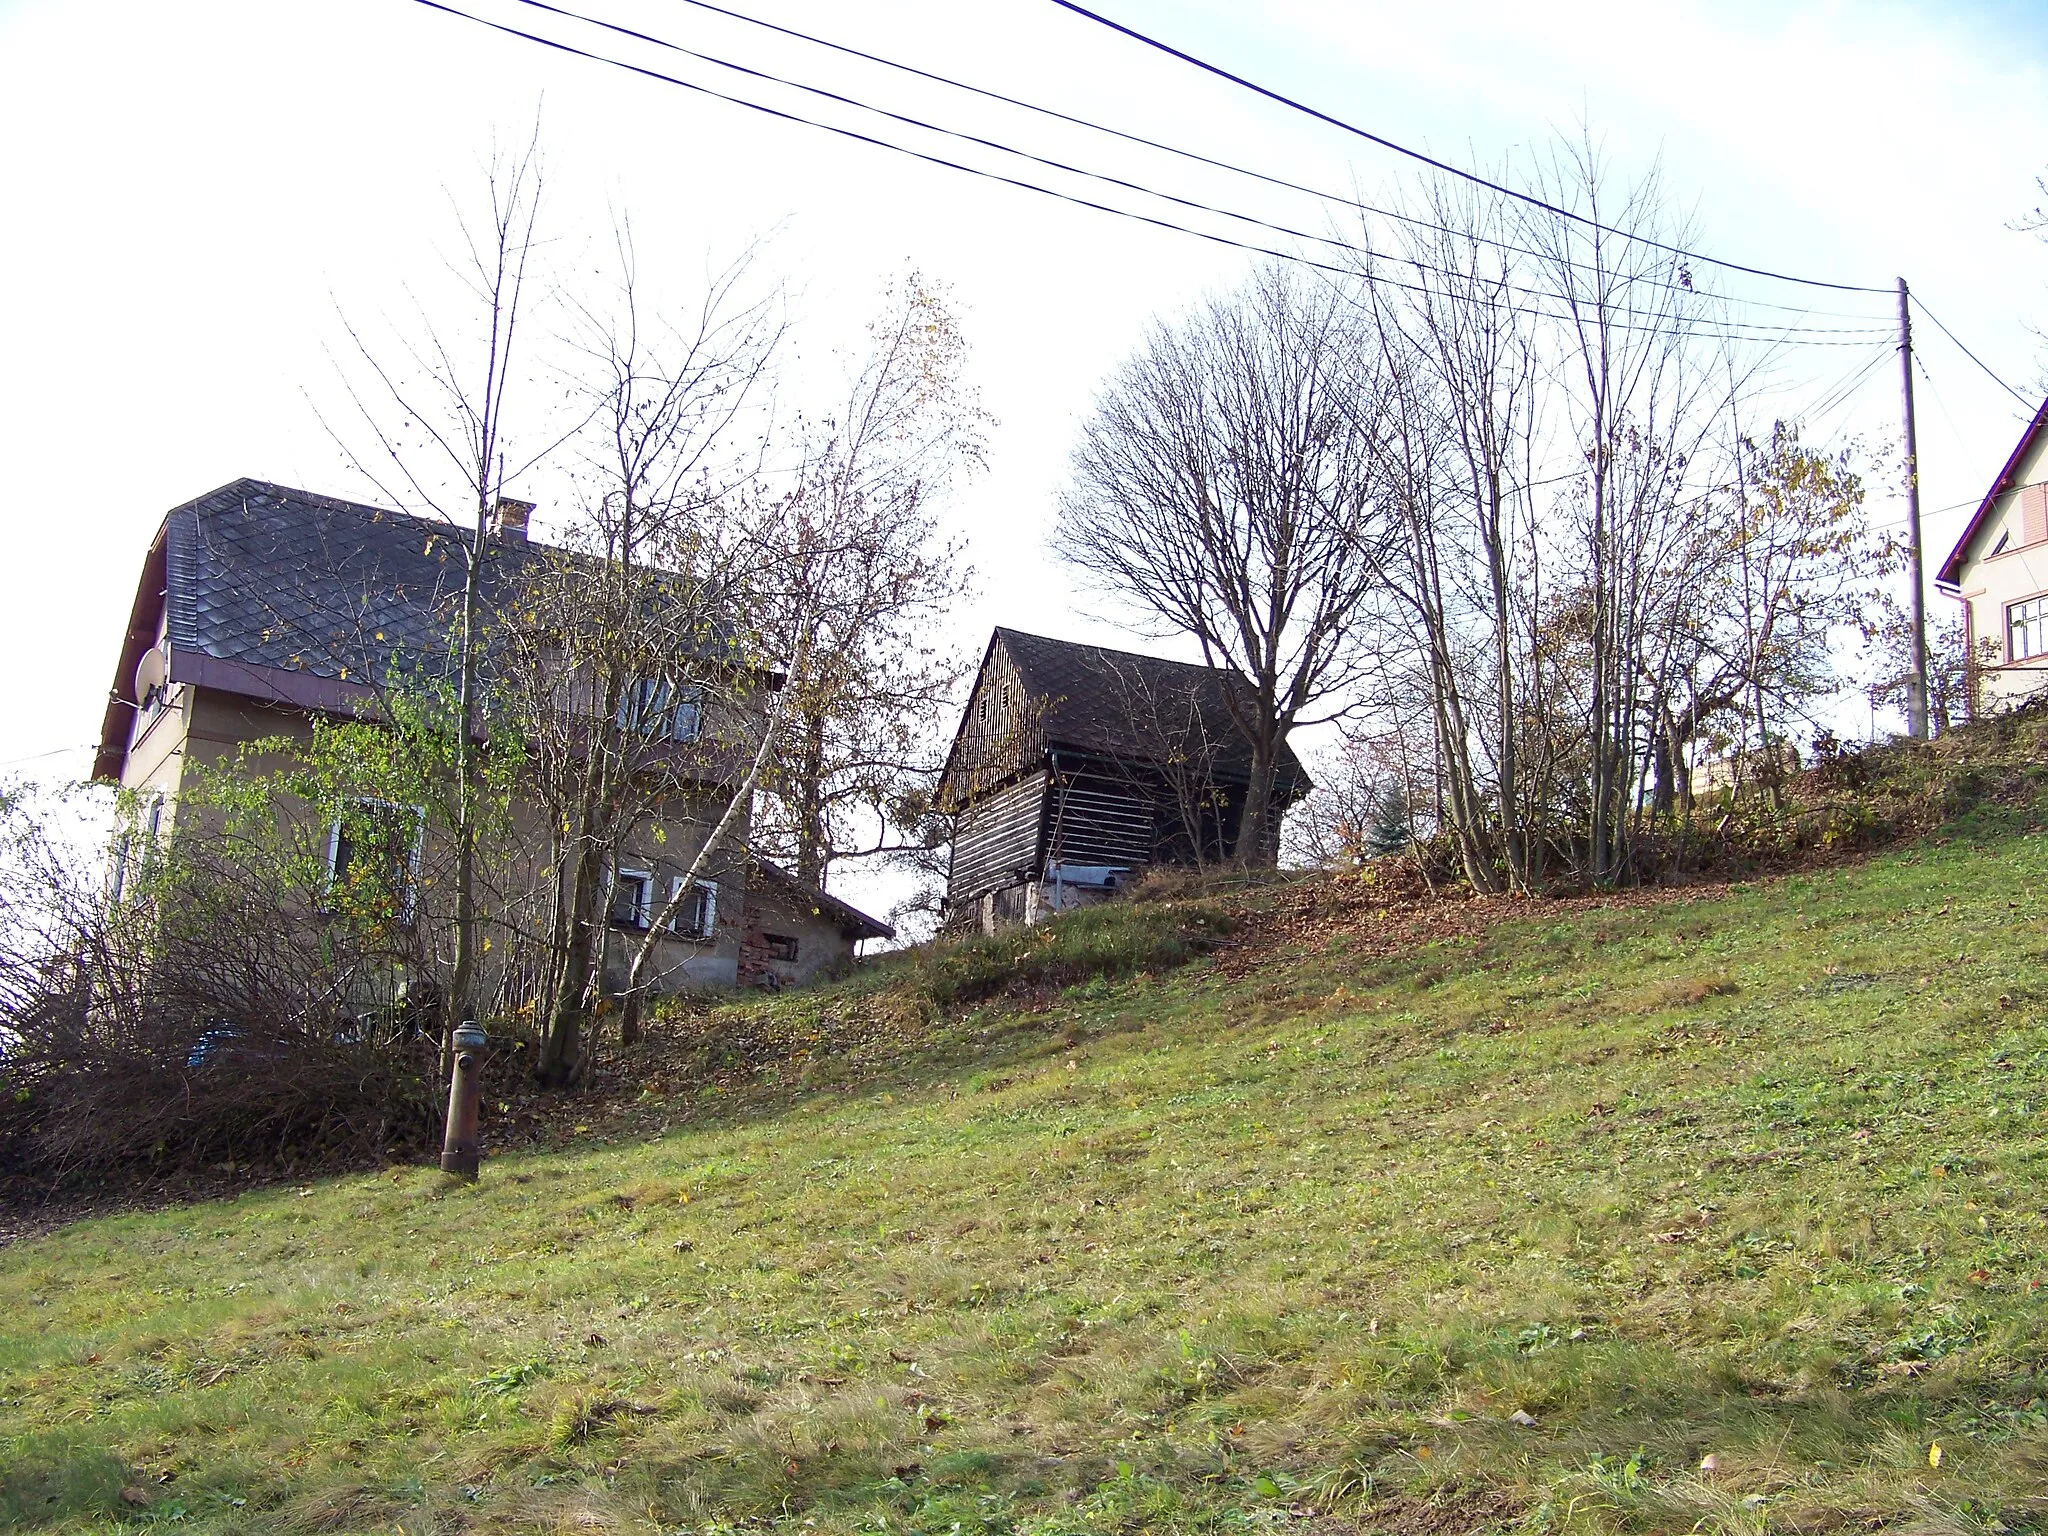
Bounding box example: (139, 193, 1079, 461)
(5, 803, 2048, 1532)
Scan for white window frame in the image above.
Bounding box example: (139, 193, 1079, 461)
(111, 792, 169, 905)
(326, 796, 427, 923)
(2007, 593, 2048, 663)
(668, 876, 719, 940)
(109, 830, 134, 904)
(619, 678, 706, 743)
(610, 866, 655, 930)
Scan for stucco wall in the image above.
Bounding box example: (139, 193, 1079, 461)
(1955, 428, 2048, 711)
(736, 883, 862, 989)
(119, 683, 749, 1005)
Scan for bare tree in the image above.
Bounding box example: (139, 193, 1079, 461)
(752, 272, 984, 892)
(1343, 173, 1548, 891)
(1056, 264, 1391, 867)
(505, 233, 785, 1082)
(321, 129, 558, 1038)
(1521, 135, 1725, 882)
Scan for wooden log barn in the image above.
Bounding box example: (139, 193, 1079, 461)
(934, 628, 1311, 931)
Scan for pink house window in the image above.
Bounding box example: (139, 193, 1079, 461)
(2008, 595, 2048, 662)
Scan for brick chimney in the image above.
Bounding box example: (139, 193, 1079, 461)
(491, 496, 535, 543)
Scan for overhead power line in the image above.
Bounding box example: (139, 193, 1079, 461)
(638, 0, 1886, 324)
(426, 0, 1886, 348)
(1801, 340, 1894, 424)
(505, 0, 1884, 342)
(1909, 293, 2039, 413)
(1044, 0, 1892, 296)
(406, 2, 1419, 275)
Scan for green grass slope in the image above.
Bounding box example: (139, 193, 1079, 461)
(5, 810, 2048, 1534)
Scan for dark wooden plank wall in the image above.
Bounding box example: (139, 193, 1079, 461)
(941, 645, 1040, 807)
(1045, 768, 1156, 871)
(948, 771, 1049, 903)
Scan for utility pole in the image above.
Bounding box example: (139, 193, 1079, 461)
(1897, 277, 1930, 740)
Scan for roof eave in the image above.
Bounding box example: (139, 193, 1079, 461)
(93, 522, 171, 784)
(1938, 392, 2048, 587)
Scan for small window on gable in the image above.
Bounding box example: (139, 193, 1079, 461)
(978, 695, 990, 724)
(618, 679, 660, 735)
(610, 867, 655, 929)
(764, 932, 799, 963)
(1001, 683, 1011, 711)
(671, 685, 704, 743)
(1992, 531, 2011, 557)
(328, 798, 426, 925)
(668, 876, 718, 940)
(2023, 482, 2048, 547)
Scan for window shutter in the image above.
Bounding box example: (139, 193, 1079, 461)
(2022, 482, 2048, 547)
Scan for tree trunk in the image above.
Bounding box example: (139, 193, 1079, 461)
(794, 713, 828, 890)
(1650, 707, 1675, 817)
(1232, 740, 1279, 869)
(617, 669, 793, 1040)
(1480, 476, 1524, 892)
(537, 836, 604, 1087)
(537, 695, 618, 1089)
(447, 514, 487, 1062)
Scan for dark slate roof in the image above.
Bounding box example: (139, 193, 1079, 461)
(164, 478, 535, 685)
(993, 627, 1309, 792)
(96, 478, 546, 781)
(97, 477, 757, 783)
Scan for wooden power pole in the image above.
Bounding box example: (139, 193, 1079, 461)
(1897, 277, 1930, 740)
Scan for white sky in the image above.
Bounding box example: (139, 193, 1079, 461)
(3, 0, 2045, 918)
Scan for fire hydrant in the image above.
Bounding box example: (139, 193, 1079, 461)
(440, 1021, 488, 1179)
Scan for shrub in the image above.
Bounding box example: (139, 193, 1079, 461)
(911, 899, 1235, 1007)
(0, 783, 441, 1189)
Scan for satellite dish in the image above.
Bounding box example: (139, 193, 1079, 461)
(133, 646, 166, 705)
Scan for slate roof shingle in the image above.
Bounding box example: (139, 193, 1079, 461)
(163, 478, 537, 684)
(96, 478, 549, 782)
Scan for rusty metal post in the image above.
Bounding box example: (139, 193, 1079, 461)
(439, 1020, 488, 1179)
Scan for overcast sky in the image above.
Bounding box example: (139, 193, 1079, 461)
(3, 0, 2045, 912)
